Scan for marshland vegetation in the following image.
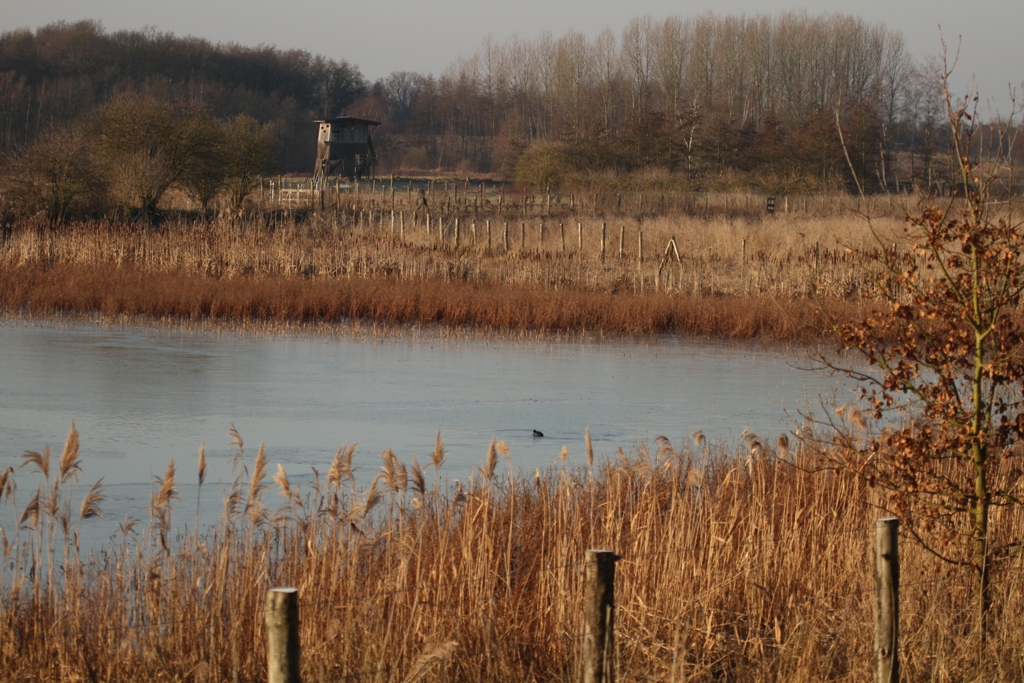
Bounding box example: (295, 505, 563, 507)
(2, 124, 1021, 683)
(4, 425, 1024, 682)
(2, 13, 1022, 682)
(0, 186, 920, 341)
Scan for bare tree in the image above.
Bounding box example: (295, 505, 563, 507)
(223, 115, 277, 213)
(744, 15, 774, 127)
(0, 124, 106, 222)
(876, 31, 914, 187)
(593, 28, 620, 132)
(724, 16, 757, 125)
(685, 14, 718, 116)
(504, 34, 543, 139)
(652, 17, 688, 115)
(552, 30, 594, 141)
(93, 94, 193, 219)
(178, 108, 229, 214)
(621, 16, 655, 117)
(479, 35, 510, 121)
(377, 71, 426, 122)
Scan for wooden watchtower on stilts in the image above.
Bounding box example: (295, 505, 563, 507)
(312, 116, 380, 183)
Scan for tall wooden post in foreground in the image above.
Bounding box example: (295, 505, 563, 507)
(874, 519, 899, 683)
(266, 588, 301, 683)
(583, 550, 617, 683)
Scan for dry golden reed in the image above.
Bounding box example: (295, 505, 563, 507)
(0, 192, 916, 341)
(3, 427, 1024, 682)
(0, 261, 870, 341)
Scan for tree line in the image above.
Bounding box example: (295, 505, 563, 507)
(0, 20, 365, 172)
(365, 12, 1019, 192)
(1, 15, 1020, 216)
(2, 93, 276, 222)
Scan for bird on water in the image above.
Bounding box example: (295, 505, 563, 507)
(533, 430, 544, 437)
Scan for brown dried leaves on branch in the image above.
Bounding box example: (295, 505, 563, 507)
(823, 69, 1022, 649)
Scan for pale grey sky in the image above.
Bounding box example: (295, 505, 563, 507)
(3, 0, 1021, 115)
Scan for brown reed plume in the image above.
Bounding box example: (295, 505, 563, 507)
(57, 422, 81, 484)
(20, 446, 50, 482)
(431, 432, 446, 470)
(150, 459, 177, 553)
(328, 442, 357, 489)
(244, 444, 269, 525)
(0, 466, 13, 503)
(409, 458, 426, 498)
(3, 426, 1024, 681)
(482, 439, 498, 482)
(380, 449, 407, 494)
(196, 442, 207, 519)
(585, 426, 594, 467)
(78, 479, 104, 522)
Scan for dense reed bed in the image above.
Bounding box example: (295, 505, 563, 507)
(3, 427, 1024, 682)
(0, 193, 909, 340)
(0, 263, 855, 340)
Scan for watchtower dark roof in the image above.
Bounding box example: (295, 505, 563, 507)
(314, 115, 381, 127)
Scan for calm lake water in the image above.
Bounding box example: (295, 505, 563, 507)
(0, 320, 849, 544)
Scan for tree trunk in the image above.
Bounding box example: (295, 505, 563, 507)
(973, 458, 990, 666)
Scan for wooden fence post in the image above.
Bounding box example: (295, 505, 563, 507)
(638, 231, 644, 293)
(874, 518, 899, 683)
(583, 550, 617, 683)
(266, 588, 301, 683)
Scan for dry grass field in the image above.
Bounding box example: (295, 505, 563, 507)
(2, 426, 1024, 682)
(0, 187, 931, 341)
